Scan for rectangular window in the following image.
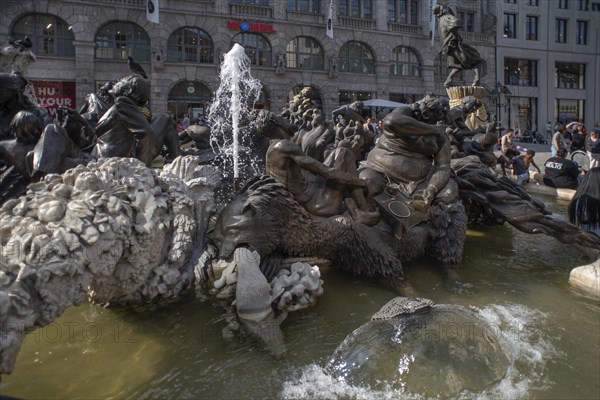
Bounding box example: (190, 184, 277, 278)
(558, 0, 569, 9)
(351, 0, 360, 17)
(555, 62, 586, 88)
(458, 11, 475, 32)
(555, 99, 585, 124)
(504, 58, 538, 86)
(339, 0, 347, 15)
(503, 13, 517, 38)
(234, 0, 270, 4)
(409, 0, 418, 24)
(576, 20, 588, 45)
(340, 0, 372, 18)
(526, 16, 538, 40)
(528, 0, 539, 5)
(514, 97, 538, 132)
(505, 0, 516, 3)
(399, 0, 407, 21)
(556, 19, 567, 43)
(363, 0, 372, 18)
(578, 0, 590, 10)
(387, 0, 417, 24)
(388, 0, 396, 21)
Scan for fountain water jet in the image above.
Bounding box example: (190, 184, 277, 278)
(208, 44, 263, 185)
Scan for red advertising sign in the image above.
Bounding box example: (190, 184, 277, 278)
(227, 20, 276, 33)
(30, 80, 76, 119)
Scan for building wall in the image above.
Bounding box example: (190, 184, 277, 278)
(0, 0, 497, 118)
(496, 0, 599, 131)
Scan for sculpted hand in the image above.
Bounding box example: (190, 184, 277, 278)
(365, 180, 380, 199)
(421, 185, 437, 205)
(445, 126, 459, 137)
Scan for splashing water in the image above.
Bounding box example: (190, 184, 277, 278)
(281, 303, 559, 400)
(208, 43, 263, 181)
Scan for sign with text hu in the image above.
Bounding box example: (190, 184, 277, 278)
(227, 20, 276, 33)
(30, 80, 76, 119)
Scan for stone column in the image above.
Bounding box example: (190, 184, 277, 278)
(73, 41, 97, 107)
(272, 0, 286, 20)
(375, 62, 390, 98)
(421, 65, 436, 94)
(374, 0, 388, 31)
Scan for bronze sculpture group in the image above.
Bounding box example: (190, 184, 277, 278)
(2, 12, 600, 374)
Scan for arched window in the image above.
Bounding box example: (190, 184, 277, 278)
(95, 21, 150, 61)
(167, 27, 214, 63)
(231, 33, 272, 67)
(285, 36, 324, 70)
(389, 46, 421, 77)
(11, 14, 75, 57)
(168, 80, 212, 119)
(339, 41, 375, 74)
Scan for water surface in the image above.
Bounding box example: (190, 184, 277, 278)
(2, 196, 599, 399)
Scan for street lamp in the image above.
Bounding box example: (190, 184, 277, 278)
(501, 84, 512, 128)
(490, 81, 512, 141)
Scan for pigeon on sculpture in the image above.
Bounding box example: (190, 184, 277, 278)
(127, 56, 148, 79)
(9, 35, 33, 50)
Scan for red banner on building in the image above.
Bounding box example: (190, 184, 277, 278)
(30, 80, 76, 120)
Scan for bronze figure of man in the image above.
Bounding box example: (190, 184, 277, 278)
(434, 4, 483, 88)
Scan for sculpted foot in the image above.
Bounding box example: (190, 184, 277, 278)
(397, 282, 419, 297)
(380, 277, 417, 297)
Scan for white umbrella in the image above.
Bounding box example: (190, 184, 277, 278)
(362, 99, 408, 108)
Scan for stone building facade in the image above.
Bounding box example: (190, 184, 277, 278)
(0, 0, 497, 119)
(496, 0, 600, 132)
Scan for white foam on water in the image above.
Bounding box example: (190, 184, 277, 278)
(462, 303, 560, 400)
(281, 303, 559, 400)
(280, 363, 420, 400)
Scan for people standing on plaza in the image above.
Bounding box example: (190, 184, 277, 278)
(375, 119, 384, 138)
(563, 123, 573, 151)
(501, 128, 518, 155)
(545, 121, 553, 141)
(586, 129, 600, 169)
(569, 123, 587, 153)
(365, 117, 377, 134)
(182, 114, 190, 130)
(510, 149, 540, 185)
(498, 128, 519, 176)
(551, 125, 567, 157)
(542, 147, 581, 189)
